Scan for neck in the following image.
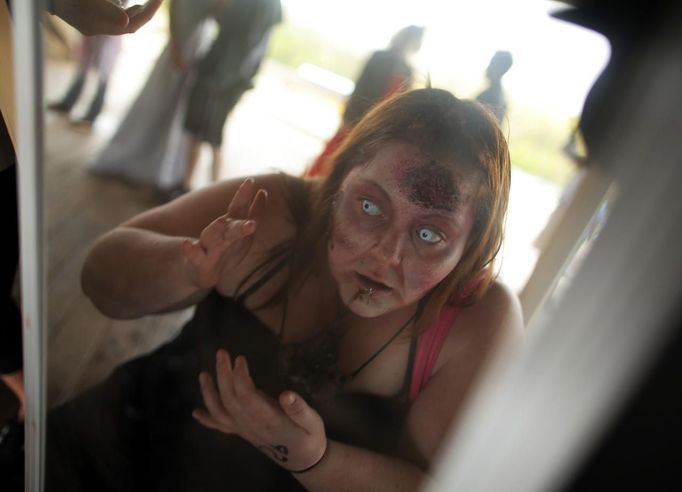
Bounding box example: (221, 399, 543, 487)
(343, 302, 419, 339)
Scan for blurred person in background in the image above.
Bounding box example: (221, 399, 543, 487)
(47, 4, 129, 128)
(91, 0, 282, 200)
(91, 0, 218, 191)
(475, 50, 513, 123)
(305, 25, 425, 178)
(179, 0, 282, 196)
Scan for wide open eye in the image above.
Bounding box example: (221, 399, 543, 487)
(361, 199, 382, 216)
(417, 227, 443, 244)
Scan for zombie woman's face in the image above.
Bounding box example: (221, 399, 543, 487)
(328, 141, 480, 318)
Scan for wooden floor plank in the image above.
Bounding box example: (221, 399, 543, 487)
(45, 114, 186, 406)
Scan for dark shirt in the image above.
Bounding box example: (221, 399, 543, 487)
(47, 292, 412, 491)
(476, 80, 507, 122)
(343, 49, 412, 125)
(196, 0, 282, 90)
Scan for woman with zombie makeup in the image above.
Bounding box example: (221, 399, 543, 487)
(47, 88, 523, 491)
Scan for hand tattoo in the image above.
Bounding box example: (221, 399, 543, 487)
(258, 443, 289, 463)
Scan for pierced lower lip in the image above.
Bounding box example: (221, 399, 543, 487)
(355, 273, 390, 291)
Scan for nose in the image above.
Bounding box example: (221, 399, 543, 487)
(372, 229, 404, 266)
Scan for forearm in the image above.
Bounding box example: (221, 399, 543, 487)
(293, 440, 432, 492)
(81, 226, 207, 319)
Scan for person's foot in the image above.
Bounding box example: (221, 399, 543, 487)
(46, 101, 71, 114)
(69, 117, 95, 131)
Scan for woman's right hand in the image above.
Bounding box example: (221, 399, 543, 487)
(180, 178, 268, 292)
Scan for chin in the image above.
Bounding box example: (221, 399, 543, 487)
(345, 301, 387, 318)
(340, 287, 396, 318)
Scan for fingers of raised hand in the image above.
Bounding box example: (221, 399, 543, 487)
(192, 217, 254, 272)
(202, 215, 256, 250)
(181, 215, 255, 289)
(227, 178, 257, 219)
(248, 189, 269, 223)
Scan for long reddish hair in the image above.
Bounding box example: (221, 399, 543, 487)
(282, 88, 511, 334)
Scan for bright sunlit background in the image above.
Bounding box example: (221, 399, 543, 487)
(270, 0, 610, 183)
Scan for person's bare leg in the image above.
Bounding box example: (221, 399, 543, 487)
(1, 370, 25, 421)
(211, 145, 223, 183)
(183, 139, 202, 191)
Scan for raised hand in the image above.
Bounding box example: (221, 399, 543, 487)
(50, 0, 164, 36)
(181, 178, 268, 292)
(193, 350, 328, 473)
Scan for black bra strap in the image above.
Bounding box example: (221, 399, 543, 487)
(399, 335, 419, 401)
(235, 253, 290, 304)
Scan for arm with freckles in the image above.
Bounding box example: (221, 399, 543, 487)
(81, 174, 290, 319)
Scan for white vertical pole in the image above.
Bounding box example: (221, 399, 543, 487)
(12, 0, 45, 491)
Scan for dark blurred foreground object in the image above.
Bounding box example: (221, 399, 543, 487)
(0, 416, 24, 492)
(552, 1, 682, 490)
(555, 0, 678, 160)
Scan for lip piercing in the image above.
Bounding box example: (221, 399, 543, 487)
(353, 287, 375, 304)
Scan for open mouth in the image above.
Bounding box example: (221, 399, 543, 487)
(355, 273, 391, 292)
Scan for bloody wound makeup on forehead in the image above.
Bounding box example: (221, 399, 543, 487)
(399, 160, 459, 211)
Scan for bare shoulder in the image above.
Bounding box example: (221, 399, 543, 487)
(454, 280, 525, 347)
(403, 281, 524, 465)
(430, 281, 524, 390)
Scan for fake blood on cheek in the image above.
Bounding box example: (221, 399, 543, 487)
(330, 220, 373, 256)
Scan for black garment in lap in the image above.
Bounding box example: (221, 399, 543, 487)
(46, 292, 411, 491)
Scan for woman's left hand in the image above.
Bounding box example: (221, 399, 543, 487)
(193, 350, 327, 472)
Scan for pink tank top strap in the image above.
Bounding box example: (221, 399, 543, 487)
(408, 305, 460, 402)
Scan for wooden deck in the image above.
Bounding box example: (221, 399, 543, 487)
(44, 115, 191, 407)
